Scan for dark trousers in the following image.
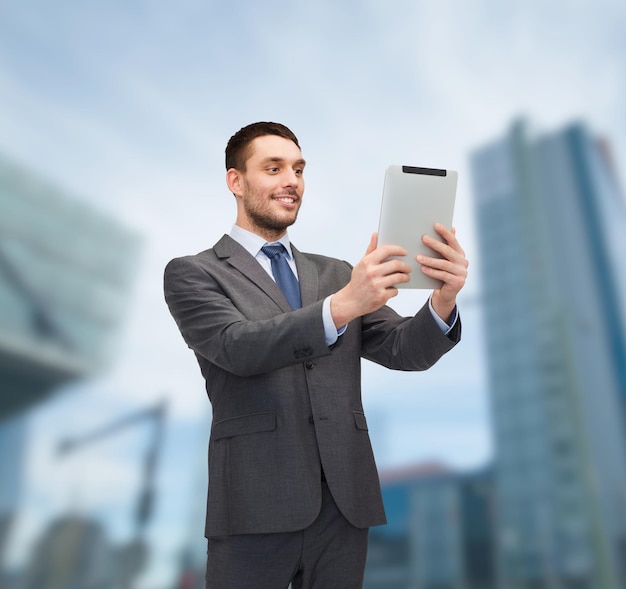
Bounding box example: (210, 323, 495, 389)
(205, 481, 369, 589)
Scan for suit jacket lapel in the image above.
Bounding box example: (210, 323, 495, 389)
(292, 245, 319, 308)
(213, 234, 295, 313)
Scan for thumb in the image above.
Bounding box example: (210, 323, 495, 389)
(365, 232, 378, 256)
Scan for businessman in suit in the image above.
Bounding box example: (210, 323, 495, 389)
(164, 122, 468, 588)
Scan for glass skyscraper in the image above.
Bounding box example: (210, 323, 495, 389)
(471, 120, 626, 589)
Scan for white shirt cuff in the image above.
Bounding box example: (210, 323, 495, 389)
(428, 296, 458, 335)
(322, 296, 346, 345)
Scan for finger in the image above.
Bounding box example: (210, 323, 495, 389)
(365, 232, 378, 256)
(421, 235, 454, 260)
(434, 223, 464, 254)
(421, 264, 466, 293)
(370, 243, 409, 263)
(420, 256, 467, 281)
(424, 233, 465, 260)
(380, 258, 412, 276)
(380, 272, 411, 290)
(434, 223, 456, 244)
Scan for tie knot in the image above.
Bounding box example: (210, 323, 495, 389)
(261, 243, 288, 260)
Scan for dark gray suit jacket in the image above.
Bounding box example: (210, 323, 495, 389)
(164, 234, 460, 537)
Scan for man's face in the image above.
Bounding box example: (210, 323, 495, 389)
(228, 135, 306, 240)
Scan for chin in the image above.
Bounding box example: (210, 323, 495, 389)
(274, 213, 299, 229)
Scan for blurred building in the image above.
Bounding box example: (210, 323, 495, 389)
(471, 120, 626, 589)
(364, 462, 495, 589)
(0, 154, 141, 574)
(19, 515, 114, 589)
(0, 413, 28, 572)
(0, 154, 141, 419)
(173, 415, 211, 589)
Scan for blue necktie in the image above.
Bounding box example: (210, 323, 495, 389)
(261, 243, 302, 310)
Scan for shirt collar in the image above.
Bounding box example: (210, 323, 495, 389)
(230, 225, 293, 260)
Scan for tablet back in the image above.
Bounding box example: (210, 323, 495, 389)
(378, 165, 457, 289)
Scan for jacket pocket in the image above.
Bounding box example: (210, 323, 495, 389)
(212, 412, 276, 440)
(353, 411, 368, 431)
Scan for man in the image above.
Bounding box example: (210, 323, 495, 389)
(164, 122, 468, 588)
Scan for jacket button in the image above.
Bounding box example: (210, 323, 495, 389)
(308, 415, 314, 424)
(305, 361, 314, 369)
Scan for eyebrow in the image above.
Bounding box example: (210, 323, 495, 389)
(260, 156, 307, 167)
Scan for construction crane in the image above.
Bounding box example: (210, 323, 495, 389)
(52, 399, 167, 589)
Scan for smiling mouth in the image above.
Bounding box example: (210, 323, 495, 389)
(273, 195, 297, 204)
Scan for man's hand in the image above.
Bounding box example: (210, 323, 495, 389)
(330, 233, 411, 329)
(417, 223, 468, 323)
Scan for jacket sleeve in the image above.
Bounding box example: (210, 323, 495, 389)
(164, 255, 332, 377)
(359, 300, 461, 372)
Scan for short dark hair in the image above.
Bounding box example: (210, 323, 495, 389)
(225, 122, 300, 171)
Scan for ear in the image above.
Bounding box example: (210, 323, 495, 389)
(226, 168, 242, 196)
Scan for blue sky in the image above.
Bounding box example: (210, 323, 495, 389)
(1, 1, 625, 586)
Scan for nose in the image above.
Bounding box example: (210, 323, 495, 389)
(283, 168, 301, 187)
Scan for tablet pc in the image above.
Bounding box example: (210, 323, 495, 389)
(377, 165, 457, 289)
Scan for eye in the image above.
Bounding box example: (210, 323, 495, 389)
(267, 167, 279, 173)
(294, 168, 303, 176)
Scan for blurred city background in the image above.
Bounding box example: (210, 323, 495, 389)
(0, 1, 624, 588)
